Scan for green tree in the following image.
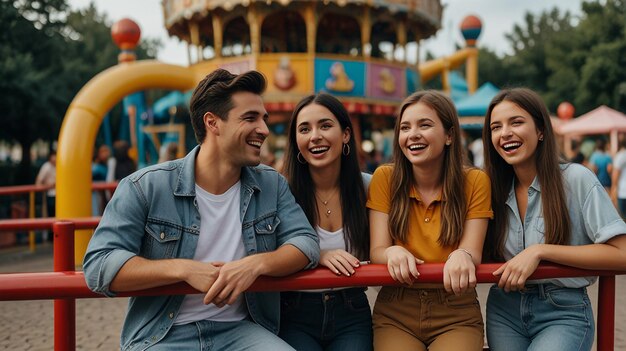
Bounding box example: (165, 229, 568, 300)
(504, 8, 575, 96)
(572, 0, 626, 112)
(0, 0, 160, 184)
(475, 8, 576, 109)
(477, 47, 509, 88)
(478, 0, 626, 114)
(0, 0, 67, 182)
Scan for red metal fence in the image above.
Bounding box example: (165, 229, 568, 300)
(0, 182, 117, 252)
(0, 219, 623, 350)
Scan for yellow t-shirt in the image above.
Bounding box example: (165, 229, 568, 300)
(366, 165, 493, 262)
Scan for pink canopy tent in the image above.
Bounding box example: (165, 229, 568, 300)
(558, 105, 626, 155)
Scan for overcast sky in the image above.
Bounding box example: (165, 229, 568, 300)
(68, 0, 586, 66)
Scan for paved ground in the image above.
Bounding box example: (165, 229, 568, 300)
(0, 244, 128, 351)
(1, 243, 624, 350)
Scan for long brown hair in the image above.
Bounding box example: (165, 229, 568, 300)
(482, 88, 570, 261)
(283, 94, 369, 259)
(389, 91, 467, 247)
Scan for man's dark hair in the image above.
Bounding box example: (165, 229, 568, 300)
(189, 69, 266, 143)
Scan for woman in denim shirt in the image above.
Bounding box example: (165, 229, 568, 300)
(483, 88, 626, 351)
(280, 93, 372, 351)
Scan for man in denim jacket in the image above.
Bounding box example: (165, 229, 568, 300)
(84, 69, 320, 351)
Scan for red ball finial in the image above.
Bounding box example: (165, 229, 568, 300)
(460, 15, 482, 47)
(111, 18, 141, 50)
(557, 102, 575, 120)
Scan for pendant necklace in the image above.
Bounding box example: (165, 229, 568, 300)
(316, 189, 338, 217)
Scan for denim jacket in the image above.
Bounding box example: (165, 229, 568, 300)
(84, 146, 320, 351)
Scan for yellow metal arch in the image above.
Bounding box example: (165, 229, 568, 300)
(56, 60, 197, 264)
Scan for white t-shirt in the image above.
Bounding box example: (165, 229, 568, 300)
(35, 161, 56, 196)
(614, 150, 626, 199)
(174, 182, 248, 325)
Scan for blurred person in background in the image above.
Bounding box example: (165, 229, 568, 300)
(612, 137, 626, 216)
(589, 138, 612, 191)
(92, 144, 111, 215)
(107, 140, 136, 182)
(35, 150, 57, 218)
(158, 142, 180, 163)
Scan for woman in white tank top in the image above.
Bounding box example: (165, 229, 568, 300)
(279, 93, 373, 351)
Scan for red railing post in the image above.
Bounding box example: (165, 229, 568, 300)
(53, 221, 76, 351)
(597, 275, 615, 351)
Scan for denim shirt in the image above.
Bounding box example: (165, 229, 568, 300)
(83, 146, 320, 351)
(503, 163, 626, 288)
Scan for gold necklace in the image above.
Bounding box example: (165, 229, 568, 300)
(316, 189, 338, 217)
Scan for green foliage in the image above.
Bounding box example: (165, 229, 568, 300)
(477, 0, 626, 114)
(0, 0, 160, 183)
(573, 0, 626, 112)
(504, 9, 575, 97)
(477, 47, 508, 88)
(0, 0, 64, 182)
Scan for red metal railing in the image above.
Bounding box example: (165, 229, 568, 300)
(0, 182, 116, 252)
(0, 217, 100, 232)
(0, 219, 623, 350)
(53, 222, 75, 350)
(0, 182, 118, 196)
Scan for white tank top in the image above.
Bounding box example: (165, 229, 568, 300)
(317, 226, 346, 251)
(299, 226, 349, 293)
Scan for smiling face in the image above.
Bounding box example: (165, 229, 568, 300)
(295, 103, 350, 171)
(489, 100, 543, 171)
(397, 102, 451, 170)
(216, 91, 269, 167)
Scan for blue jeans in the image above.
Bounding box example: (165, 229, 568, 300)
(147, 319, 295, 350)
(486, 284, 594, 351)
(279, 288, 373, 351)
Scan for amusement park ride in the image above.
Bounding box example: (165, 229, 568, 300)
(57, 0, 482, 262)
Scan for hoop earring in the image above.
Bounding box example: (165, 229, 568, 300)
(297, 152, 307, 164)
(342, 143, 350, 156)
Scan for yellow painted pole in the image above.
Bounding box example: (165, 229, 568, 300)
(465, 47, 479, 94)
(57, 61, 197, 265)
(442, 67, 450, 95)
(29, 190, 35, 252)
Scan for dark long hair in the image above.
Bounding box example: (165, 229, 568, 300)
(482, 88, 570, 261)
(389, 91, 467, 247)
(283, 93, 369, 259)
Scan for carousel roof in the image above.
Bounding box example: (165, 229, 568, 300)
(163, 0, 442, 28)
(203, 0, 434, 13)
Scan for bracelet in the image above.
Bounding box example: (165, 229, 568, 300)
(447, 248, 473, 261)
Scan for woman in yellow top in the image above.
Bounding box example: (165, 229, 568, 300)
(367, 90, 493, 350)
